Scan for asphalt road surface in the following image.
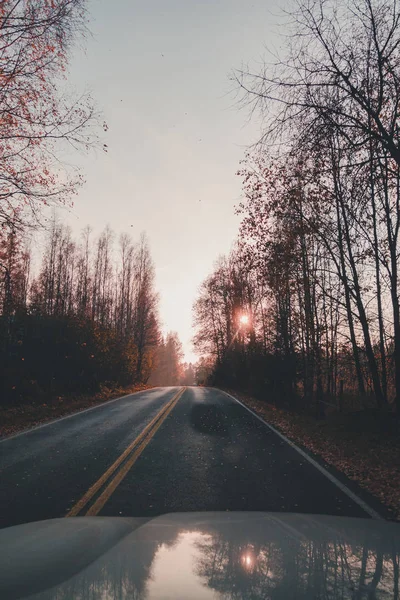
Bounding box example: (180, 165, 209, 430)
(0, 386, 385, 529)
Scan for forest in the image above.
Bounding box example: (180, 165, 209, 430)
(0, 220, 191, 407)
(0, 0, 192, 414)
(3, 0, 400, 427)
(193, 0, 400, 421)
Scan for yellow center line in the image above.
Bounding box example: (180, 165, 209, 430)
(85, 388, 184, 516)
(66, 387, 185, 517)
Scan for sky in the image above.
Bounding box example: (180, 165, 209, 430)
(59, 0, 281, 362)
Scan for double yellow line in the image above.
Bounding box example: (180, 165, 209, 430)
(66, 387, 185, 517)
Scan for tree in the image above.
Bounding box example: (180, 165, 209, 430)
(0, 220, 30, 316)
(232, 0, 400, 414)
(235, 0, 400, 168)
(1, 223, 163, 405)
(0, 0, 100, 230)
(195, 356, 214, 386)
(131, 234, 160, 383)
(149, 331, 184, 386)
(181, 362, 195, 386)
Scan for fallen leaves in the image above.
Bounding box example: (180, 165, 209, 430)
(225, 388, 400, 521)
(0, 383, 153, 438)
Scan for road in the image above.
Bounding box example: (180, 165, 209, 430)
(0, 386, 384, 529)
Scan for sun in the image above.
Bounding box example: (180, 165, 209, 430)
(241, 552, 254, 570)
(239, 314, 249, 325)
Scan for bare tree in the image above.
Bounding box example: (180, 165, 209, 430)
(235, 0, 400, 165)
(132, 233, 160, 382)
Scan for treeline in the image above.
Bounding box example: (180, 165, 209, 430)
(0, 1, 190, 406)
(149, 332, 195, 386)
(194, 0, 400, 417)
(0, 220, 184, 405)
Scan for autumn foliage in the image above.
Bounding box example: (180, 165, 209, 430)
(0, 0, 99, 230)
(195, 0, 400, 423)
(0, 221, 165, 405)
(0, 3, 189, 409)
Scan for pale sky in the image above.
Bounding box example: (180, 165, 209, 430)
(59, 0, 281, 362)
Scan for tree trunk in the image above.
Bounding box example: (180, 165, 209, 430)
(369, 137, 388, 405)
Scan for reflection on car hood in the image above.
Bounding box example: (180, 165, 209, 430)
(1, 512, 399, 599)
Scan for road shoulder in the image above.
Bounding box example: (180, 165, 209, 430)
(0, 384, 153, 440)
(218, 388, 399, 521)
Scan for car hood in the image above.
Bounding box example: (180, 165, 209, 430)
(1, 512, 399, 600)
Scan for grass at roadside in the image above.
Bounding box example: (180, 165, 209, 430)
(223, 388, 400, 521)
(0, 383, 152, 439)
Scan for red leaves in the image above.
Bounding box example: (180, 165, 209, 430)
(0, 0, 97, 226)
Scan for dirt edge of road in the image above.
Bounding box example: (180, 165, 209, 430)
(0, 384, 153, 439)
(221, 388, 400, 521)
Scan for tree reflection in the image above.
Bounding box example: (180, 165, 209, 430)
(194, 518, 400, 599)
(26, 515, 400, 600)
(29, 524, 180, 600)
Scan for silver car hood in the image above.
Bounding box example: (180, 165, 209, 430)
(1, 512, 399, 599)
